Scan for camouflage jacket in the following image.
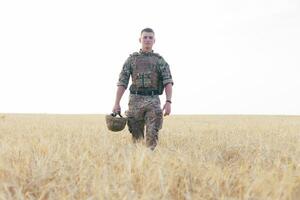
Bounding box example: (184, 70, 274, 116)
(117, 49, 173, 94)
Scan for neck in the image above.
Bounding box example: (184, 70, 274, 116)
(142, 47, 152, 52)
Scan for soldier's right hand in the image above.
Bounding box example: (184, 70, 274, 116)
(112, 104, 121, 114)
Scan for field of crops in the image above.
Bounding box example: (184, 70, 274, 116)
(0, 114, 299, 199)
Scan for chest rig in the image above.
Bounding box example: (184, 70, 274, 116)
(129, 52, 163, 95)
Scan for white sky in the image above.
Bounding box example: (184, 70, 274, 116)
(1, 0, 300, 115)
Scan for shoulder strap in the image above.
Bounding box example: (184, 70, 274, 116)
(130, 52, 140, 57)
(152, 52, 162, 59)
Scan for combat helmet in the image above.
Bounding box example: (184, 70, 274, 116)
(105, 112, 127, 132)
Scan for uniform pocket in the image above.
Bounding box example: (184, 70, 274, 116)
(154, 109, 163, 130)
(143, 72, 152, 87)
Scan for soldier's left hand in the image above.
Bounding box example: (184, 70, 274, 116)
(163, 102, 171, 116)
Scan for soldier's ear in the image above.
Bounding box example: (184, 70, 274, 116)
(139, 37, 142, 43)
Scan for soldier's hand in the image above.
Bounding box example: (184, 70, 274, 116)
(112, 104, 121, 114)
(163, 102, 171, 116)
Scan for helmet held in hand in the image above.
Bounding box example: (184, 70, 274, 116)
(105, 112, 127, 132)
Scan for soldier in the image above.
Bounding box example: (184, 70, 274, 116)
(112, 28, 173, 150)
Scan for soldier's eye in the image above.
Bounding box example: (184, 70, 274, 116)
(143, 36, 153, 39)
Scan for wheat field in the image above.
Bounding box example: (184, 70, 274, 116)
(0, 114, 299, 200)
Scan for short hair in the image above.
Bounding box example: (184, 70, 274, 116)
(141, 28, 155, 35)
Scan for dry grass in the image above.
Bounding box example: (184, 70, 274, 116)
(0, 114, 299, 200)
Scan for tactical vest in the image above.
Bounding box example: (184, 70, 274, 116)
(129, 52, 163, 94)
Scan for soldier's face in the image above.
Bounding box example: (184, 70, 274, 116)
(139, 32, 155, 51)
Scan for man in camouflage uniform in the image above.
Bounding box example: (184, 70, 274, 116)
(112, 28, 173, 150)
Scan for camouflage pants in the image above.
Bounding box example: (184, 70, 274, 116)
(125, 94, 163, 150)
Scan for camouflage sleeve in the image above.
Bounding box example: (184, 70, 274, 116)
(158, 57, 174, 86)
(117, 57, 132, 89)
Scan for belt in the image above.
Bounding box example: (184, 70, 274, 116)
(130, 90, 159, 96)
